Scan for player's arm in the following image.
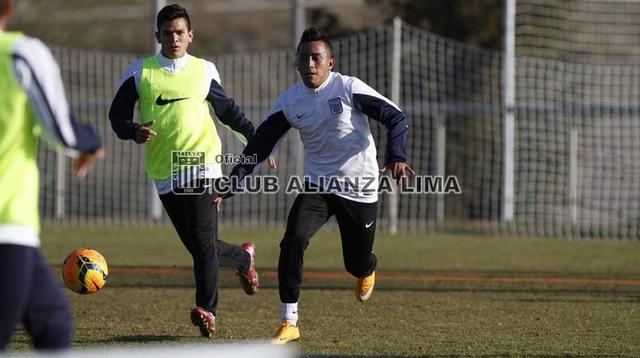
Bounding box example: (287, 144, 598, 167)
(230, 110, 291, 183)
(206, 78, 255, 143)
(12, 37, 103, 178)
(108, 61, 156, 144)
(351, 79, 414, 182)
(204, 62, 255, 143)
(214, 110, 290, 210)
(109, 76, 140, 141)
(205, 62, 279, 168)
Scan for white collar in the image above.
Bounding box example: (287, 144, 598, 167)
(156, 52, 190, 73)
(303, 72, 334, 93)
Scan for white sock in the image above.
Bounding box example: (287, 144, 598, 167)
(280, 302, 298, 326)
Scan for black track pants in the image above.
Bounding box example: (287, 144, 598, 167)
(0, 245, 73, 351)
(160, 191, 249, 315)
(278, 193, 378, 303)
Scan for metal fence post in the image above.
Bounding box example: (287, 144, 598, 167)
(292, 0, 305, 179)
(149, 0, 165, 221)
(388, 17, 402, 235)
(55, 148, 65, 219)
(436, 115, 446, 222)
(569, 126, 578, 223)
(502, 0, 516, 221)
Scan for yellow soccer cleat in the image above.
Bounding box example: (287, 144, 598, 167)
(271, 320, 300, 344)
(355, 271, 375, 302)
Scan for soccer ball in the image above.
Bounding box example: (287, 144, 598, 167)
(61, 248, 108, 294)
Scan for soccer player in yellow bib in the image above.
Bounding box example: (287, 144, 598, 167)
(0, 0, 104, 350)
(109, 4, 261, 338)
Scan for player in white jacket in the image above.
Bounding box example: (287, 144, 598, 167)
(221, 27, 414, 344)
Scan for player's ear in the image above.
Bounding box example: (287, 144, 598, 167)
(328, 57, 335, 70)
(155, 31, 161, 44)
(188, 29, 194, 43)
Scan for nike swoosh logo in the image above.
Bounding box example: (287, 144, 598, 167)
(296, 112, 310, 119)
(365, 221, 374, 228)
(156, 94, 190, 106)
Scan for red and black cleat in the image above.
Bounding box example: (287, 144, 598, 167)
(190, 307, 216, 338)
(238, 242, 260, 295)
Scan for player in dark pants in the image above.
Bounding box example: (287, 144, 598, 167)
(108, 5, 261, 337)
(159, 185, 255, 317)
(0, 0, 104, 350)
(279, 190, 377, 304)
(219, 28, 414, 344)
(0, 247, 73, 350)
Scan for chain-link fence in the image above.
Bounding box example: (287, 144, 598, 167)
(40, 19, 640, 238)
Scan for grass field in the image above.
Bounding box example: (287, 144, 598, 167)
(7, 226, 640, 357)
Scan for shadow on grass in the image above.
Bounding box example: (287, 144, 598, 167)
(304, 355, 625, 358)
(103, 265, 640, 279)
(500, 295, 640, 303)
(104, 281, 640, 297)
(107, 335, 180, 343)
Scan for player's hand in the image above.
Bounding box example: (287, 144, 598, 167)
(214, 196, 223, 212)
(380, 161, 415, 185)
(213, 192, 233, 212)
(267, 155, 277, 169)
(391, 162, 415, 184)
(72, 148, 105, 179)
(135, 120, 157, 144)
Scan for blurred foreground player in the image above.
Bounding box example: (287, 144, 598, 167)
(0, 0, 104, 350)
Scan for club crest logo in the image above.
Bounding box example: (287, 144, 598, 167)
(328, 97, 343, 115)
(171, 151, 206, 194)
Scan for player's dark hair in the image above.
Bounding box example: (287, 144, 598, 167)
(157, 4, 191, 31)
(297, 27, 333, 56)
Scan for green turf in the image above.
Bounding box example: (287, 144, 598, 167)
(39, 226, 640, 275)
(7, 226, 640, 356)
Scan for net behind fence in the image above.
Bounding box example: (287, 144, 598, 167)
(40, 16, 640, 238)
(516, 0, 640, 64)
